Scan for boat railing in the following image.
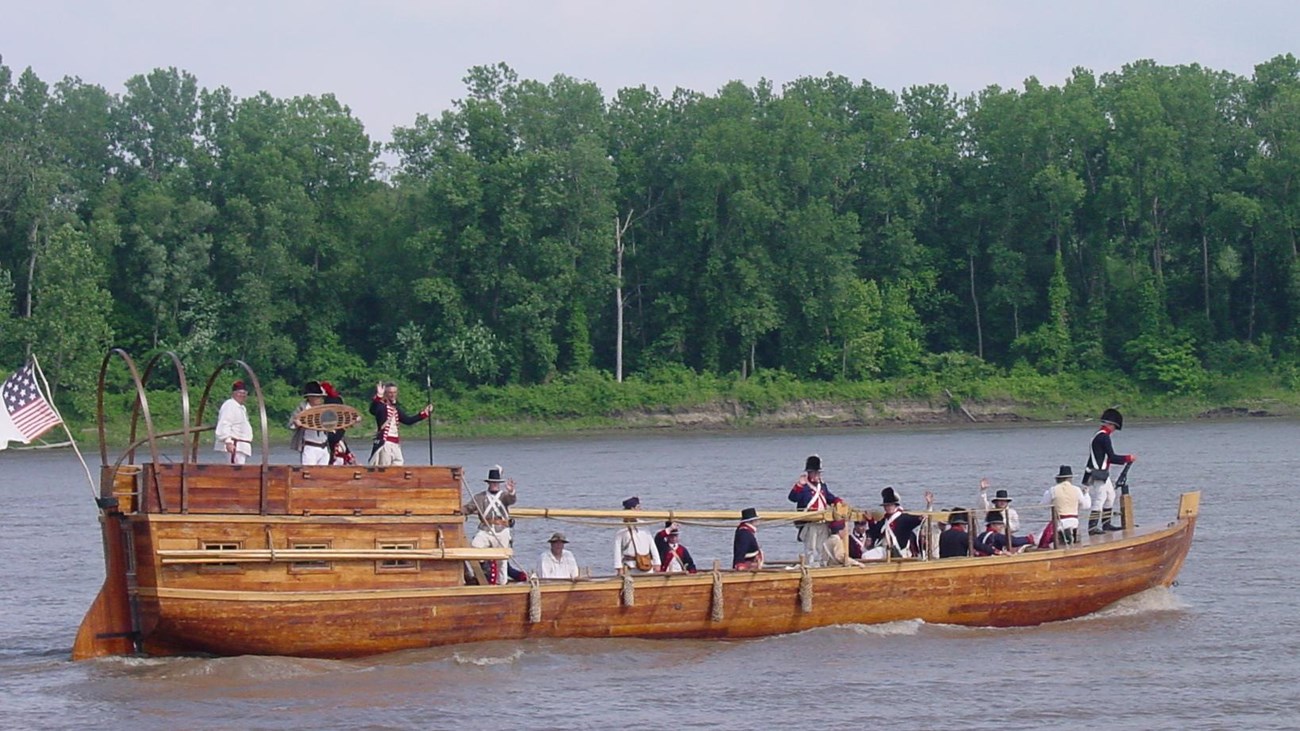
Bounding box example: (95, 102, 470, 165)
(96, 350, 275, 513)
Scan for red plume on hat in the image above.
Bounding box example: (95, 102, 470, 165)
(320, 381, 340, 398)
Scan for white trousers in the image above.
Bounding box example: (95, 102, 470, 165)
(472, 527, 512, 584)
(1092, 478, 1116, 511)
(801, 522, 830, 566)
(301, 444, 330, 466)
(369, 441, 404, 466)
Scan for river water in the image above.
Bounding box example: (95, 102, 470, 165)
(1, 419, 1295, 730)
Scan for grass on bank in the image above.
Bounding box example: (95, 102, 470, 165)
(70, 361, 1300, 448)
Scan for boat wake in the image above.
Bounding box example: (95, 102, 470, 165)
(1068, 586, 1188, 622)
(844, 619, 925, 637)
(96, 653, 352, 682)
(451, 648, 525, 667)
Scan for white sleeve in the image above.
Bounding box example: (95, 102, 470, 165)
(613, 533, 624, 570)
(648, 533, 661, 566)
(979, 491, 992, 510)
(214, 401, 235, 444)
(1077, 487, 1092, 512)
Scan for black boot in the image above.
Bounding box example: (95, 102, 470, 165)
(1087, 511, 1103, 535)
(1102, 508, 1123, 531)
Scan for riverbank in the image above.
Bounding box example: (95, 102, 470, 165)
(61, 365, 1300, 447)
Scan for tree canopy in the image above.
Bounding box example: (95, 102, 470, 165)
(4, 56, 1300, 411)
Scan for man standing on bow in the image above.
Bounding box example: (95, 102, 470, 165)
(213, 380, 253, 465)
(1085, 408, 1135, 534)
(288, 381, 330, 466)
(788, 454, 843, 566)
(464, 465, 518, 585)
(732, 507, 763, 570)
(368, 381, 431, 466)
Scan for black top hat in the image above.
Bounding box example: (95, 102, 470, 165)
(302, 380, 325, 397)
(947, 509, 969, 526)
(485, 465, 505, 483)
(740, 506, 759, 522)
(1101, 408, 1124, 430)
(805, 454, 822, 472)
(623, 496, 640, 509)
(1056, 465, 1073, 481)
(991, 489, 1012, 503)
(985, 510, 1005, 525)
(881, 487, 901, 506)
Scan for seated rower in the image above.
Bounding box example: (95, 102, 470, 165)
(820, 521, 862, 567)
(538, 532, 579, 580)
(938, 508, 972, 558)
(660, 527, 697, 573)
(732, 507, 763, 570)
(979, 479, 1035, 549)
(848, 516, 873, 560)
(868, 487, 929, 558)
(975, 510, 1015, 556)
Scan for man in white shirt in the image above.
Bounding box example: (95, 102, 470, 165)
(213, 380, 253, 464)
(1043, 465, 1091, 545)
(614, 496, 660, 573)
(538, 532, 579, 579)
(288, 381, 329, 465)
(463, 466, 518, 584)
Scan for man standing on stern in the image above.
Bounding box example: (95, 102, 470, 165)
(213, 380, 253, 465)
(1085, 408, 1135, 534)
(368, 381, 431, 466)
(464, 465, 518, 585)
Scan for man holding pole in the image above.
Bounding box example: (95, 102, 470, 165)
(463, 465, 518, 585)
(1084, 408, 1135, 534)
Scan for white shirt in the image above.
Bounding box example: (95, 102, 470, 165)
(538, 549, 579, 579)
(613, 525, 661, 571)
(213, 398, 253, 456)
(980, 492, 1021, 532)
(1042, 482, 1092, 517)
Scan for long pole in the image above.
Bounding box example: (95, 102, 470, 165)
(425, 370, 434, 465)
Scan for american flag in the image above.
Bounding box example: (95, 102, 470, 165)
(1, 362, 62, 444)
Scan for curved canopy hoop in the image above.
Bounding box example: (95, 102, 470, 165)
(127, 351, 192, 466)
(190, 359, 271, 465)
(96, 349, 160, 469)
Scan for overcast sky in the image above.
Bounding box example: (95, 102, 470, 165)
(3, 1, 1297, 143)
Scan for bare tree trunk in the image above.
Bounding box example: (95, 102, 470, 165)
(968, 252, 983, 359)
(614, 211, 633, 383)
(1201, 228, 1210, 321)
(24, 218, 39, 318)
(1248, 235, 1257, 341)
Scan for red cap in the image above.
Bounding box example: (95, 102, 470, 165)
(232, 380, 247, 392)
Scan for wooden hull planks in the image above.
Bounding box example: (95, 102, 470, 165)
(127, 512, 1194, 659)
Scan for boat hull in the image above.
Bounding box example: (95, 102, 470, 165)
(136, 516, 1194, 658)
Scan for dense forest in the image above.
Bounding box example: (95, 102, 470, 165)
(3, 54, 1300, 418)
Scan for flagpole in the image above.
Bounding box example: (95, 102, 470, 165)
(30, 354, 97, 500)
(425, 370, 434, 466)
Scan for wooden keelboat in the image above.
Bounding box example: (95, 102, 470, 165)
(73, 351, 1199, 660)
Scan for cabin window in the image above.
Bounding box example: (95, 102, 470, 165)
(289, 542, 331, 572)
(376, 540, 419, 573)
(200, 541, 242, 573)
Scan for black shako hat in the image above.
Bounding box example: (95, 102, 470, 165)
(485, 465, 505, 483)
(881, 486, 901, 506)
(302, 380, 325, 397)
(740, 506, 759, 522)
(622, 496, 640, 509)
(992, 489, 1012, 503)
(1101, 408, 1124, 430)
(1056, 465, 1073, 481)
(805, 454, 822, 472)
